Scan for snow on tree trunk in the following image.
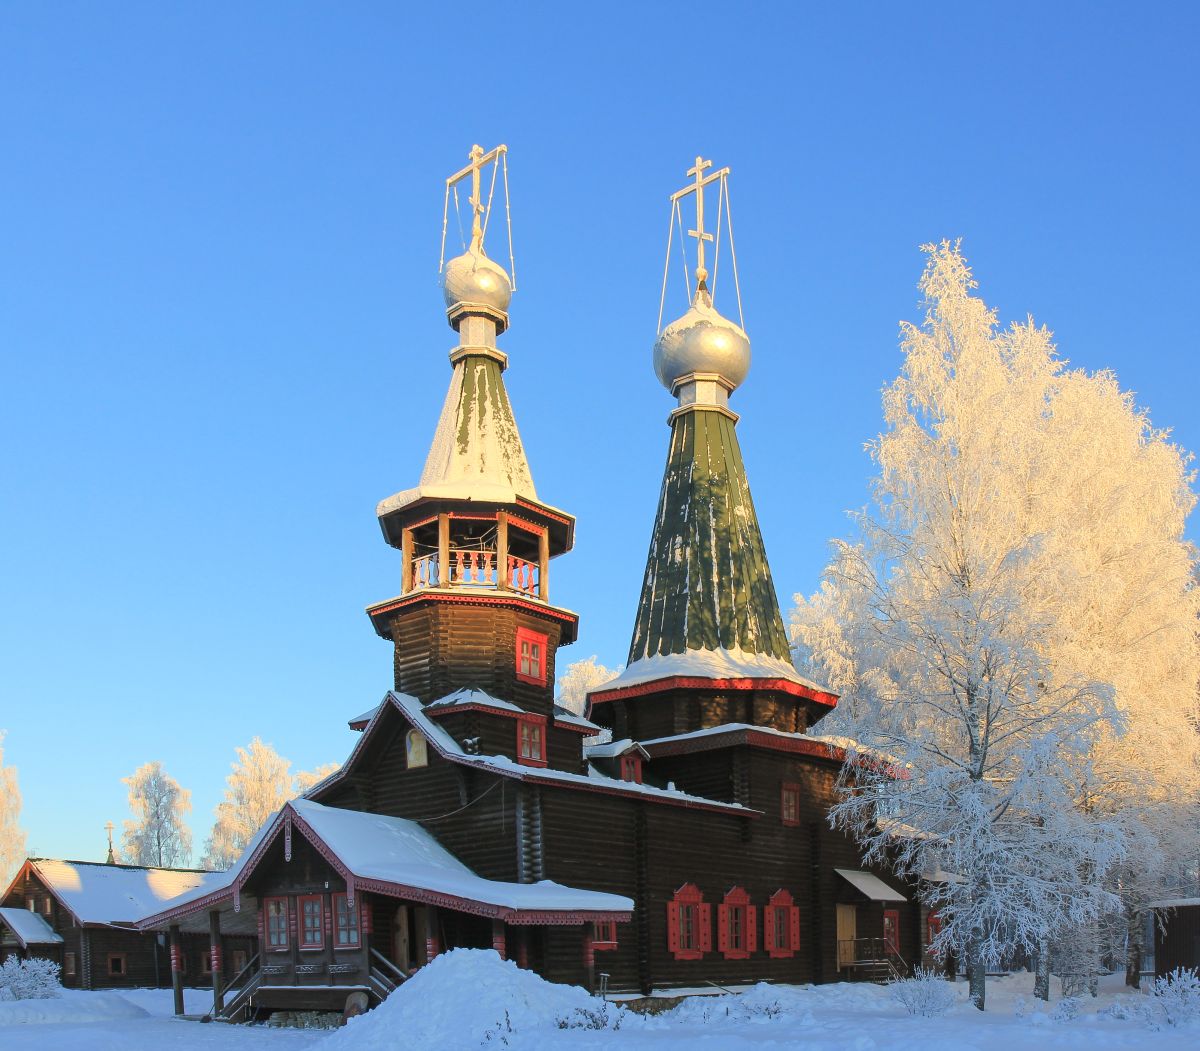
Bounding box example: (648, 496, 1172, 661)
(1034, 936, 1051, 1002)
(121, 761, 192, 867)
(0, 733, 28, 885)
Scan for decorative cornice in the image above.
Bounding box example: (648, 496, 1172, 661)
(588, 674, 837, 708)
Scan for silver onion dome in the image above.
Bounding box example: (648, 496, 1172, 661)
(442, 247, 512, 315)
(653, 284, 751, 393)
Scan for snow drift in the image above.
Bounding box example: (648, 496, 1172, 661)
(0, 990, 149, 1025)
(325, 949, 609, 1050)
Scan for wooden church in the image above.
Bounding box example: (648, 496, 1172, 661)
(137, 146, 924, 1018)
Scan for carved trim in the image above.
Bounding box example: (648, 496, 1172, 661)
(588, 675, 837, 708)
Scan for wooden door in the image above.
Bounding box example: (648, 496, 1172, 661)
(836, 904, 856, 968)
(883, 910, 900, 956)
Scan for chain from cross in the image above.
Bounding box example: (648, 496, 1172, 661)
(671, 155, 730, 285)
(447, 143, 507, 252)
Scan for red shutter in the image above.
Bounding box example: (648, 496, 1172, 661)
(790, 906, 801, 953)
(764, 903, 776, 955)
(717, 904, 729, 955)
(747, 905, 758, 954)
(667, 901, 679, 955)
(698, 904, 712, 953)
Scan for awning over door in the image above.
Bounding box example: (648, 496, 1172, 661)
(835, 868, 906, 902)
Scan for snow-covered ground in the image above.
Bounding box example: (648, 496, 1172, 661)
(2, 951, 1196, 1050)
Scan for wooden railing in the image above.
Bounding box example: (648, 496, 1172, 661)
(408, 550, 540, 597)
(837, 937, 908, 981)
(214, 952, 262, 1021)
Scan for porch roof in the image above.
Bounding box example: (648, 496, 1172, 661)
(137, 798, 632, 930)
(835, 868, 906, 903)
(0, 907, 62, 947)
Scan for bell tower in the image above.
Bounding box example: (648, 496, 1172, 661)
(366, 145, 578, 718)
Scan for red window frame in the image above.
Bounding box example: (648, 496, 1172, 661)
(619, 755, 643, 783)
(264, 896, 290, 951)
(592, 920, 617, 951)
(515, 627, 548, 685)
(925, 908, 942, 952)
(516, 716, 547, 767)
(764, 888, 801, 958)
(781, 782, 800, 826)
(334, 893, 360, 948)
(298, 894, 324, 949)
(883, 909, 900, 956)
(717, 886, 757, 960)
(667, 883, 711, 961)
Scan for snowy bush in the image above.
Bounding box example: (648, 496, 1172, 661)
(1051, 996, 1082, 1022)
(0, 957, 62, 1000)
(1148, 968, 1200, 1028)
(889, 968, 957, 1017)
(555, 1003, 623, 1030)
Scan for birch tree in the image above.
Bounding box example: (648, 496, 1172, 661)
(0, 733, 27, 885)
(201, 738, 338, 870)
(789, 242, 1198, 1008)
(556, 655, 618, 716)
(121, 761, 193, 867)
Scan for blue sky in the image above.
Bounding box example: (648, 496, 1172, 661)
(2, 4, 1197, 862)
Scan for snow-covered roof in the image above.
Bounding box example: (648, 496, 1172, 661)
(552, 706, 601, 733)
(0, 907, 62, 946)
(427, 687, 524, 714)
(349, 703, 381, 728)
(593, 646, 831, 697)
(316, 692, 755, 817)
(376, 356, 540, 517)
(585, 738, 648, 760)
(26, 859, 211, 927)
(1147, 898, 1200, 909)
(835, 869, 906, 903)
(290, 799, 630, 916)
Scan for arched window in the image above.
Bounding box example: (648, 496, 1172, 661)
(718, 886, 756, 960)
(764, 888, 801, 959)
(667, 883, 710, 961)
(406, 730, 428, 769)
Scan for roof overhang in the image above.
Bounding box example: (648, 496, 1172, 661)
(365, 589, 580, 645)
(588, 674, 837, 711)
(641, 725, 849, 764)
(835, 868, 906, 902)
(376, 495, 575, 557)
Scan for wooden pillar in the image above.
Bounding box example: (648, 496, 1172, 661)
(582, 924, 596, 994)
(169, 924, 185, 1017)
(438, 514, 450, 586)
(514, 928, 529, 969)
(538, 528, 549, 601)
(208, 910, 224, 1015)
(491, 919, 506, 960)
(401, 528, 414, 592)
(424, 906, 440, 962)
(496, 512, 509, 591)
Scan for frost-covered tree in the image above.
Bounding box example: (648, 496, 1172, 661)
(121, 761, 192, 867)
(556, 655, 619, 715)
(201, 739, 338, 870)
(0, 733, 28, 885)
(788, 242, 1181, 1009)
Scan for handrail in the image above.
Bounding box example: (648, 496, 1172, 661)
(211, 952, 260, 1018)
(369, 948, 409, 984)
(218, 968, 262, 1021)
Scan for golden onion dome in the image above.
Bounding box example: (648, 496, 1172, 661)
(441, 247, 512, 315)
(653, 283, 751, 393)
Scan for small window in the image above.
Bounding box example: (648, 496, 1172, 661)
(334, 893, 360, 947)
(619, 755, 642, 783)
(517, 718, 546, 766)
(406, 730, 428, 769)
(265, 897, 289, 951)
(718, 886, 756, 960)
(40, 897, 52, 917)
(107, 953, 127, 976)
(200, 950, 213, 975)
(926, 909, 942, 949)
(25, 898, 35, 912)
(299, 895, 324, 949)
(63, 952, 77, 978)
(515, 627, 548, 685)
(667, 883, 710, 961)
(781, 782, 800, 826)
(592, 920, 617, 951)
(232, 949, 248, 974)
(765, 889, 800, 958)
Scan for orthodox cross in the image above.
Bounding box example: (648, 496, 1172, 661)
(104, 820, 116, 864)
(446, 143, 508, 252)
(670, 155, 730, 286)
